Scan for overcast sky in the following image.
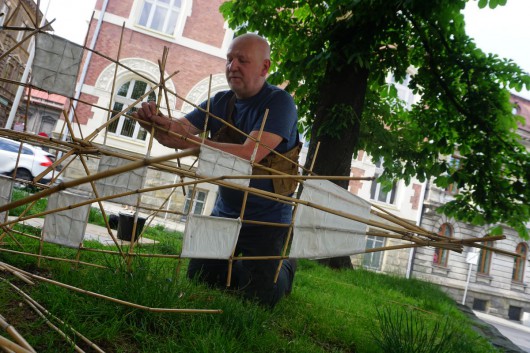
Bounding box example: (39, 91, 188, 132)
(36, 0, 530, 98)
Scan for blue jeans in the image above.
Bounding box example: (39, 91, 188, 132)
(187, 225, 295, 307)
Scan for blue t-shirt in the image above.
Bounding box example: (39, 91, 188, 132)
(186, 82, 299, 225)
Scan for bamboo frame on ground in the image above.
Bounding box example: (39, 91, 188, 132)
(0, 19, 516, 350)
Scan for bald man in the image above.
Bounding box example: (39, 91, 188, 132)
(135, 34, 299, 307)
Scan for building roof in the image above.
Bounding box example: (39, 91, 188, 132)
(25, 87, 67, 108)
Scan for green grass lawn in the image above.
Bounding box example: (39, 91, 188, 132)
(1, 238, 499, 353)
(1, 189, 500, 352)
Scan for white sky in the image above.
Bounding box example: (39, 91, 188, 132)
(35, 0, 530, 98)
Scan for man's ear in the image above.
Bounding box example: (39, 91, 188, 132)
(261, 59, 271, 76)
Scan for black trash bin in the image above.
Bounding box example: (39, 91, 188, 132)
(117, 213, 146, 241)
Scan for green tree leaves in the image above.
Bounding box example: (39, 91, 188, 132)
(220, 0, 530, 239)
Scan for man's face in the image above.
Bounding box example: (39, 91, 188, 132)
(226, 37, 269, 99)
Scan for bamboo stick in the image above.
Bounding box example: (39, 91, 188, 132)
(79, 247, 181, 259)
(0, 262, 34, 285)
(0, 149, 200, 214)
(309, 141, 321, 175)
(0, 315, 36, 353)
(77, 155, 127, 259)
(0, 335, 32, 353)
(201, 74, 213, 145)
(103, 22, 126, 146)
(3, 278, 105, 352)
(8, 266, 222, 314)
(0, 21, 54, 62)
(0, 249, 108, 269)
(274, 204, 299, 283)
(23, 299, 87, 353)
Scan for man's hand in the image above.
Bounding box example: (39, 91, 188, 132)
(133, 101, 169, 131)
(133, 101, 194, 149)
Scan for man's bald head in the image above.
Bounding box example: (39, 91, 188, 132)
(226, 34, 271, 99)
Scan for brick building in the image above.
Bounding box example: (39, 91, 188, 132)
(0, 0, 46, 128)
(58, 0, 234, 222)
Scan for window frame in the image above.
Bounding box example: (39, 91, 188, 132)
(363, 235, 385, 270)
(108, 79, 155, 141)
(370, 158, 397, 205)
(477, 239, 494, 275)
(182, 187, 208, 219)
(433, 223, 452, 267)
(512, 243, 528, 283)
(136, 0, 183, 36)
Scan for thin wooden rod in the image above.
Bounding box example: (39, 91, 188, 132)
(4, 281, 105, 353)
(0, 262, 34, 285)
(0, 315, 36, 353)
(24, 299, 86, 353)
(9, 266, 222, 314)
(77, 154, 127, 259)
(0, 249, 108, 269)
(0, 148, 199, 214)
(0, 335, 33, 353)
(371, 207, 438, 239)
(79, 247, 181, 259)
(309, 141, 321, 175)
(0, 22, 54, 62)
(274, 203, 299, 283)
(103, 21, 126, 146)
(370, 209, 435, 238)
(201, 74, 213, 145)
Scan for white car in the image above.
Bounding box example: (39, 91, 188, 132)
(0, 136, 63, 185)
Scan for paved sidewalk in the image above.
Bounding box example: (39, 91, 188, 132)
(474, 311, 530, 334)
(474, 310, 530, 353)
(10, 216, 158, 246)
(8, 200, 186, 246)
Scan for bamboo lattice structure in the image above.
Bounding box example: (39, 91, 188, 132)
(0, 11, 515, 352)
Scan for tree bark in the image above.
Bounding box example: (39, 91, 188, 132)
(305, 62, 370, 269)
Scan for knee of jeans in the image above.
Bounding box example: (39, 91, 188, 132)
(187, 261, 203, 280)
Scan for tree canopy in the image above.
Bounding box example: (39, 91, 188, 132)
(220, 0, 530, 239)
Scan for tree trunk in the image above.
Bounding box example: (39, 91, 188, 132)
(305, 62, 370, 269)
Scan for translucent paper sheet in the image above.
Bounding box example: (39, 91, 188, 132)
(181, 215, 241, 259)
(42, 191, 90, 248)
(33, 33, 83, 97)
(197, 145, 252, 187)
(290, 179, 370, 259)
(0, 177, 13, 223)
(95, 156, 147, 206)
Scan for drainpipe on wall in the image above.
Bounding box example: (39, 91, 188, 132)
(62, 0, 109, 141)
(405, 179, 430, 279)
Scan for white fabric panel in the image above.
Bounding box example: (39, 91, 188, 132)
(0, 177, 13, 223)
(42, 191, 90, 248)
(291, 179, 371, 258)
(32, 33, 83, 97)
(197, 145, 252, 187)
(181, 215, 241, 259)
(95, 155, 147, 206)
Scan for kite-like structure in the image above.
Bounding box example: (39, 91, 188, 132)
(0, 15, 511, 352)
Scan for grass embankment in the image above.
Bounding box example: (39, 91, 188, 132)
(0, 188, 500, 352)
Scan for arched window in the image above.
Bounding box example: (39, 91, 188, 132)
(512, 243, 528, 282)
(433, 223, 452, 267)
(108, 79, 156, 141)
(478, 238, 494, 275)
